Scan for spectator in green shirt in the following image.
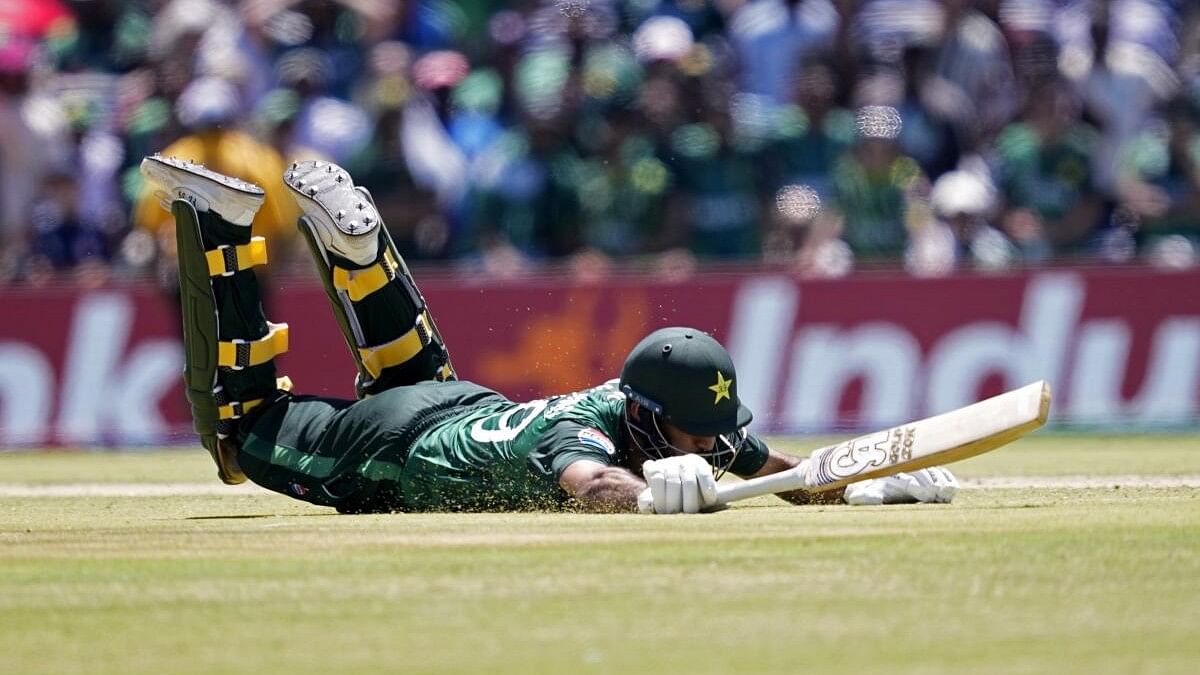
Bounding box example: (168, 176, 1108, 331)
(1115, 95, 1200, 266)
(823, 104, 929, 260)
(991, 79, 1103, 259)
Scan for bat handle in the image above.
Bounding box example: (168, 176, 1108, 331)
(714, 465, 809, 505)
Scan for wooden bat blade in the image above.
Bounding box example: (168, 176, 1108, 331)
(714, 380, 1052, 505)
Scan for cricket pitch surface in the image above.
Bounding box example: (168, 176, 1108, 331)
(2, 434, 1197, 674)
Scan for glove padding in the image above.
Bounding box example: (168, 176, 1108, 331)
(637, 454, 719, 514)
(842, 466, 959, 505)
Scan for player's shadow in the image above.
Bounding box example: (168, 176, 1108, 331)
(183, 512, 342, 520)
(184, 514, 275, 520)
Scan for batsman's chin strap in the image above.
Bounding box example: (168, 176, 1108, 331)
(623, 403, 672, 464)
(711, 430, 746, 481)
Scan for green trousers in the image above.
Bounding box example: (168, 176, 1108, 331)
(234, 381, 505, 513)
(201, 208, 480, 513)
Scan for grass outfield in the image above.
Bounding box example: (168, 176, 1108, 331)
(1, 434, 1198, 674)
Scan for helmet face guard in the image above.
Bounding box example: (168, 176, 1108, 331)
(623, 397, 747, 480)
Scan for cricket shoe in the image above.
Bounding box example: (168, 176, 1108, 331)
(283, 160, 380, 266)
(140, 154, 265, 227)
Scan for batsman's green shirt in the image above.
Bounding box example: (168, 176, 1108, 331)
(401, 381, 770, 511)
(399, 382, 625, 510)
(239, 380, 770, 512)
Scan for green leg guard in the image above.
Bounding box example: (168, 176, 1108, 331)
(297, 187, 455, 398)
(174, 200, 229, 480)
(174, 200, 289, 484)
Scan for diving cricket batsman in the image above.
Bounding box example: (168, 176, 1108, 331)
(140, 156, 958, 514)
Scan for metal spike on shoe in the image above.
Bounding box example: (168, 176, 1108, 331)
(139, 154, 265, 226)
(140, 155, 265, 196)
(283, 159, 381, 264)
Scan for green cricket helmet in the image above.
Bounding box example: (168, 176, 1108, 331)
(619, 327, 753, 474)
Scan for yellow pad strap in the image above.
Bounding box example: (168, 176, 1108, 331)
(358, 312, 432, 378)
(215, 376, 291, 421)
(332, 250, 400, 302)
(218, 322, 289, 370)
(217, 397, 263, 420)
(206, 237, 268, 277)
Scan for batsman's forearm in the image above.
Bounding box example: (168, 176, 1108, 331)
(571, 467, 645, 513)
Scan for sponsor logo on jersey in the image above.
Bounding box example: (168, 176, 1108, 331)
(577, 428, 616, 455)
(289, 482, 309, 497)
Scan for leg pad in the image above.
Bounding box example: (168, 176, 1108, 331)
(298, 211, 455, 396)
(174, 199, 289, 484)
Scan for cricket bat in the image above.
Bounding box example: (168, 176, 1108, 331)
(715, 380, 1052, 505)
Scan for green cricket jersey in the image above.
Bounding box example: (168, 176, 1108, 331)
(238, 379, 771, 513)
(398, 381, 770, 511)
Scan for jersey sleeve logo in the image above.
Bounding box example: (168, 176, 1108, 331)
(577, 428, 616, 456)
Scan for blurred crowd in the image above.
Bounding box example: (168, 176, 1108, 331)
(2, 0, 1200, 287)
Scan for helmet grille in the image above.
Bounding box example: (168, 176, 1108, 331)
(624, 403, 747, 480)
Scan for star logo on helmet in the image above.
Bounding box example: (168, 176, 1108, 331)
(708, 371, 733, 405)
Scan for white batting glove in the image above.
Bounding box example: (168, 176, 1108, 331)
(637, 454, 719, 514)
(842, 466, 959, 505)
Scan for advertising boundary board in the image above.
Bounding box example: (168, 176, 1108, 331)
(2, 267, 1198, 446)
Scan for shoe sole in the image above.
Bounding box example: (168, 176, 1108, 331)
(141, 155, 266, 226)
(141, 154, 265, 199)
(283, 160, 380, 238)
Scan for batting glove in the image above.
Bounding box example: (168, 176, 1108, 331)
(637, 454, 719, 514)
(843, 466, 959, 505)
